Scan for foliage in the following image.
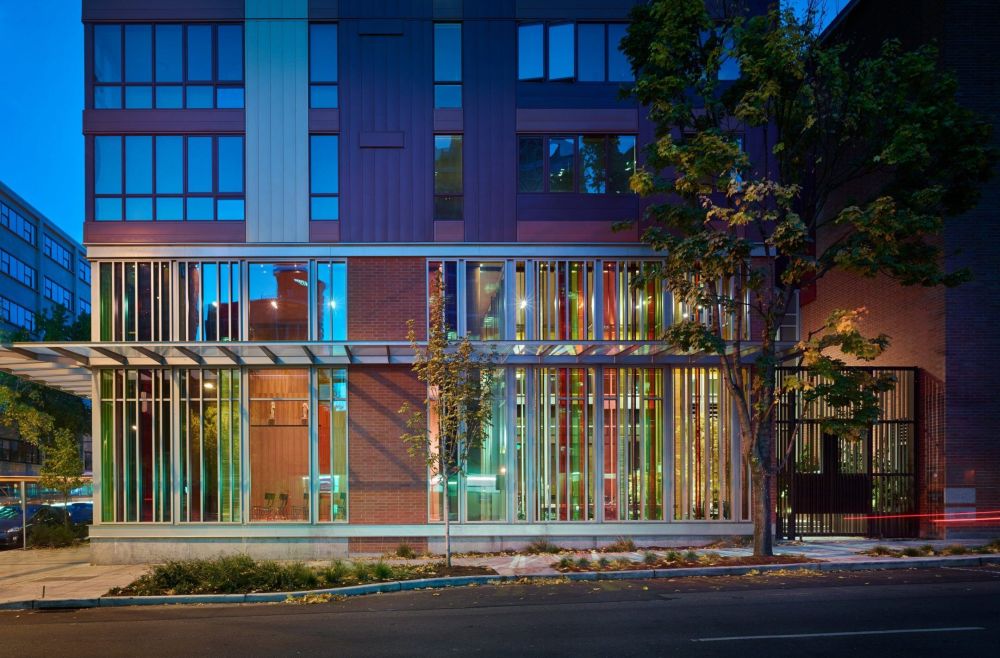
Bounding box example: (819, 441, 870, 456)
(27, 523, 80, 548)
(620, 0, 996, 555)
(38, 428, 87, 527)
(606, 536, 637, 552)
(525, 539, 563, 554)
(400, 272, 499, 566)
(395, 543, 417, 559)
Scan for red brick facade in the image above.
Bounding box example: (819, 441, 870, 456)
(348, 366, 428, 524)
(348, 257, 427, 341)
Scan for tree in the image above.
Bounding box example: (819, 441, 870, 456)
(38, 428, 86, 528)
(621, 0, 995, 555)
(400, 274, 498, 566)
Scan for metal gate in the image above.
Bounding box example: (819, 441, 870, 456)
(777, 368, 918, 539)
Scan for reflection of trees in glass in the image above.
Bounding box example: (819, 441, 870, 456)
(518, 137, 543, 192)
(609, 136, 635, 193)
(548, 137, 575, 191)
(579, 136, 607, 193)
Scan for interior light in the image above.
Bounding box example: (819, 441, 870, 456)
(211, 301, 219, 307)
(204, 382, 215, 390)
(329, 300, 337, 309)
(518, 299, 527, 310)
(270, 300, 279, 309)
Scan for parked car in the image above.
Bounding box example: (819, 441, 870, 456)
(66, 501, 93, 525)
(0, 504, 69, 548)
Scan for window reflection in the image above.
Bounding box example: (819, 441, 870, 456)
(248, 263, 310, 341)
(434, 135, 463, 220)
(318, 368, 348, 522)
(178, 261, 241, 341)
(99, 261, 171, 341)
(536, 368, 596, 521)
(547, 24, 574, 80)
(309, 23, 338, 108)
(547, 136, 575, 192)
(517, 24, 544, 80)
(603, 369, 663, 521)
(465, 261, 505, 341)
(316, 262, 347, 340)
(674, 367, 733, 520)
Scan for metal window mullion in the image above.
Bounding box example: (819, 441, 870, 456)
(310, 367, 319, 524)
(594, 365, 605, 523)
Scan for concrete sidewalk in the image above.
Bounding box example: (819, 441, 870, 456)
(0, 537, 992, 607)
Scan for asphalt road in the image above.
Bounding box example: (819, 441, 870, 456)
(2, 566, 999, 657)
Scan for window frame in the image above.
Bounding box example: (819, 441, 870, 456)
(517, 134, 637, 195)
(433, 22, 463, 109)
(309, 134, 340, 221)
(308, 22, 339, 109)
(433, 134, 464, 220)
(518, 21, 634, 83)
(0, 248, 37, 290)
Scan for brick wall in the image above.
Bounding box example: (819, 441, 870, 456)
(348, 257, 426, 341)
(348, 365, 427, 524)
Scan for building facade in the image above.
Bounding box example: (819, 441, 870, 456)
(0, 180, 91, 476)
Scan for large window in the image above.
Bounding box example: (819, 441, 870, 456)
(317, 368, 348, 522)
(518, 135, 635, 194)
(43, 235, 73, 270)
(94, 134, 245, 221)
(249, 369, 310, 522)
(434, 23, 462, 108)
(434, 135, 463, 220)
(0, 200, 36, 245)
(0, 249, 36, 289)
(43, 277, 73, 309)
(536, 368, 596, 521)
(0, 296, 35, 332)
(99, 262, 172, 341)
(93, 23, 244, 109)
(177, 261, 240, 341)
(518, 22, 633, 82)
(248, 263, 310, 341)
(180, 369, 242, 522)
(603, 368, 663, 521)
(309, 24, 338, 108)
(602, 261, 666, 340)
(535, 260, 595, 340)
(315, 262, 347, 341)
(428, 260, 505, 341)
(78, 259, 92, 285)
(309, 135, 339, 220)
(99, 369, 172, 523)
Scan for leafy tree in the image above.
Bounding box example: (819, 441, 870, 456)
(38, 428, 86, 528)
(621, 0, 995, 554)
(400, 274, 498, 566)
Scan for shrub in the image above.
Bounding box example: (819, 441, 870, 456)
(901, 547, 923, 557)
(557, 557, 573, 569)
(320, 560, 350, 585)
(684, 551, 699, 562)
(607, 537, 636, 552)
(942, 544, 969, 555)
(525, 539, 562, 554)
(575, 557, 590, 569)
(920, 544, 936, 555)
(28, 524, 78, 548)
(870, 545, 896, 556)
(665, 550, 681, 562)
(395, 543, 417, 559)
(643, 551, 658, 565)
(372, 561, 394, 580)
(597, 557, 610, 569)
(353, 561, 374, 582)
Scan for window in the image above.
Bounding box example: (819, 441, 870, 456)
(602, 261, 667, 340)
(0, 201, 37, 244)
(535, 260, 595, 340)
(43, 277, 73, 308)
(78, 259, 92, 285)
(517, 135, 635, 194)
(309, 24, 338, 108)
(93, 23, 244, 109)
(718, 35, 740, 81)
(43, 235, 73, 270)
(316, 262, 347, 341)
(177, 261, 240, 341)
(434, 135, 463, 220)
(428, 260, 505, 341)
(434, 23, 462, 108)
(518, 22, 633, 82)
(427, 260, 459, 340)
(80, 299, 91, 315)
(94, 134, 245, 221)
(248, 263, 311, 341)
(317, 368, 348, 522)
(309, 135, 339, 220)
(0, 249, 37, 289)
(99, 261, 172, 341)
(1, 296, 35, 331)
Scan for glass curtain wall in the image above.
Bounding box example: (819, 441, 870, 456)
(178, 261, 241, 341)
(99, 369, 171, 522)
(465, 261, 505, 341)
(536, 261, 595, 340)
(316, 262, 347, 341)
(603, 368, 664, 521)
(248, 263, 310, 341)
(602, 261, 666, 340)
(99, 261, 171, 341)
(467, 372, 506, 521)
(317, 368, 349, 522)
(536, 368, 596, 521)
(179, 369, 241, 522)
(671, 275, 750, 341)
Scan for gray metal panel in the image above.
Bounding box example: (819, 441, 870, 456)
(245, 0, 310, 243)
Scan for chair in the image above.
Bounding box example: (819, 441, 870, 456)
(253, 492, 276, 520)
(276, 493, 289, 519)
(292, 492, 309, 520)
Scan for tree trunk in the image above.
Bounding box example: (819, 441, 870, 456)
(64, 491, 71, 529)
(443, 475, 452, 568)
(751, 461, 774, 556)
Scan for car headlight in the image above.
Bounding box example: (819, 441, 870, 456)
(6, 526, 22, 534)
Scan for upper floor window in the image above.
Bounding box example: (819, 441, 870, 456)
(43, 235, 73, 270)
(80, 299, 91, 315)
(434, 23, 462, 108)
(247, 262, 346, 341)
(78, 260, 92, 285)
(43, 277, 73, 309)
(0, 249, 37, 289)
(518, 22, 633, 83)
(434, 135, 463, 220)
(309, 23, 338, 108)
(94, 134, 245, 221)
(0, 201, 37, 245)
(309, 135, 339, 220)
(92, 23, 244, 109)
(0, 296, 35, 332)
(428, 260, 505, 342)
(518, 134, 636, 194)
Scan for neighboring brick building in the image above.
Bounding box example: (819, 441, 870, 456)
(803, 0, 1000, 537)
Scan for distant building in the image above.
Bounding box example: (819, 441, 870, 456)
(0, 180, 91, 476)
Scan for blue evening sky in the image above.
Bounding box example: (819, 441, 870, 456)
(0, 1, 845, 245)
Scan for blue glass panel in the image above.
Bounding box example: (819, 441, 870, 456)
(610, 135, 636, 194)
(548, 136, 575, 192)
(310, 135, 339, 194)
(310, 24, 338, 82)
(317, 262, 347, 339)
(579, 136, 607, 193)
(218, 136, 244, 193)
(94, 25, 121, 83)
(434, 24, 461, 82)
(547, 24, 574, 80)
(434, 85, 461, 109)
(95, 198, 122, 221)
(124, 25, 152, 82)
(608, 24, 634, 82)
(518, 137, 544, 193)
(216, 87, 244, 108)
(94, 86, 122, 109)
(310, 85, 338, 109)
(155, 136, 182, 194)
(217, 199, 245, 221)
(517, 24, 543, 80)
(125, 136, 152, 194)
(187, 137, 213, 193)
(185, 86, 213, 108)
(94, 136, 122, 194)
(125, 197, 153, 221)
(577, 24, 605, 81)
(311, 197, 339, 221)
(155, 85, 182, 108)
(155, 25, 182, 82)
(155, 197, 183, 220)
(217, 25, 243, 81)
(186, 198, 214, 221)
(434, 135, 463, 194)
(187, 25, 212, 81)
(124, 86, 152, 108)
(719, 36, 740, 80)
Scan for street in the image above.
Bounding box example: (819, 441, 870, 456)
(2, 566, 999, 657)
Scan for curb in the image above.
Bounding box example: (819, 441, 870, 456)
(3, 554, 998, 611)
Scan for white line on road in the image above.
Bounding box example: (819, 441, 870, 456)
(692, 627, 985, 642)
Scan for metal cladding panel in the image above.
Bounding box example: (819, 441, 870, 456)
(464, 19, 517, 242)
(245, 1, 310, 243)
(339, 19, 434, 242)
(83, 0, 244, 21)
